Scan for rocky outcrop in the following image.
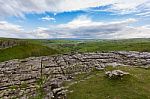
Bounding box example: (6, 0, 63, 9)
(105, 70, 129, 78)
(0, 40, 27, 49)
(0, 51, 150, 98)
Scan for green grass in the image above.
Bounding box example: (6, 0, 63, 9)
(1, 38, 150, 62)
(69, 40, 150, 52)
(1, 38, 150, 98)
(67, 66, 150, 99)
(0, 43, 59, 62)
(40, 38, 150, 53)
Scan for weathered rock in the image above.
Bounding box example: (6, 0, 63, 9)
(105, 70, 129, 78)
(95, 65, 105, 70)
(52, 87, 67, 99)
(0, 51, 150, 98)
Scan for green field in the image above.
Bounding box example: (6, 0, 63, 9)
(66, 66, 150, 99)
(1, 38, 150, 62)
(38, 38, 150, 53)
(0, 43, 59, 62)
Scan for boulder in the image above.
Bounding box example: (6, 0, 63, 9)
(105, 70, 129, 78)
(52, 87, 67, 99)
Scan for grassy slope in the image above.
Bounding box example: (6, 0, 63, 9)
(76, 41, 150, 52)
(42, 38, 150, 53)
(67, 66, 150, 99)
(1, 38, 150, 62)
(0, 43, 59, 62)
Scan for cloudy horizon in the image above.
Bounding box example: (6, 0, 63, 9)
(0, 0, 150, 39)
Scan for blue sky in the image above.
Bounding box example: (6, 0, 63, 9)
(0, 0, 150, 39)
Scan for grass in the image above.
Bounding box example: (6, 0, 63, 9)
(0, 43, 59, 62)
(69, 40, 150, 52)
(41, 38, 150, 53)
(1, 38, 150, 98)
(67, 66, 150, 99)
(1, 38, 150, 62)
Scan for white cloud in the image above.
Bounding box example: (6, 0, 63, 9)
(0, 21, 34, 38)
(32, 27, 50, 38)
(0, 0, 150, 17)
(41, 16, 55, 21)
(87, 0, 150, 16)
(29, 15, 150, 39)
(113, 26, 150, 39)
(0, 16, 149, 39)
(136, 12, 150, 17)
(0, 0, 101, 17)
(0, 21, 23, 32)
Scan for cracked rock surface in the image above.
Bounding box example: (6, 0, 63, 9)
(0, 51, 150, 98)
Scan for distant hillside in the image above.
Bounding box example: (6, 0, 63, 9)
(0, 38, 150, 62)
(0, 43, 59, 62)
(41, 38, 150, 53)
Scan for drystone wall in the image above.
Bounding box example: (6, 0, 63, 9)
(0, 51, 150, 99)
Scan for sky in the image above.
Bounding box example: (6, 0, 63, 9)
(0, 0, 150, 39)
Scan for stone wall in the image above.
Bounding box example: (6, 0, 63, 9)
(0, 51, 150, 98)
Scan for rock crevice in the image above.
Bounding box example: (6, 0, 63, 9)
(0, 51, 150, 98)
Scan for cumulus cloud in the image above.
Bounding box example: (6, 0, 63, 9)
(0, 0, 150, 17)
(113, 26, 150, 39)
(32, 27, 51, 39)
(29, 15, 150, 39)
(0, 21, 34, 38)
(0, 21, 23, 32)
(40, 16, 55, 21)
(106, 0, 149, 14)
(0, 16, 150, 39)
(0, 0, 101, 17)
(87, 0, 150, 16)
